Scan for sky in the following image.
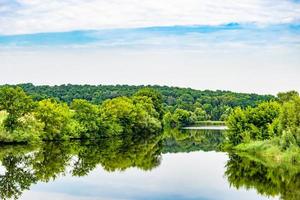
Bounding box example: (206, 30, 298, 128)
(0, 0, 300, 94)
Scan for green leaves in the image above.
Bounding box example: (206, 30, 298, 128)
(0, 86, 35, 130)
(70, 99, 101, 137)
(226, 102, 281, 146)
(134, 87, 164, 119)
(34, 99, 79, 140)
(163, 108, 195, 128)
(226, 92, 300, 148)
(99, 96, 161, 136)
(279, 95, 300, 145)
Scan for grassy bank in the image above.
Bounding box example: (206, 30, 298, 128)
(235, 139, 300, 166)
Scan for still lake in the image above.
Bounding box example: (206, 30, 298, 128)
(0, 128, 291, 200)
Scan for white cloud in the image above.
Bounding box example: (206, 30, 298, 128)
(0, 0, 300, 35)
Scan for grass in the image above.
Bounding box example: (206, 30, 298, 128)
(235, 138, 300, 167)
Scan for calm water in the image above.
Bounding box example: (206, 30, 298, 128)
(0, 128, 297, 200)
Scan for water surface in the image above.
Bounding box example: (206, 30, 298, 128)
(0, 129, 296, 200)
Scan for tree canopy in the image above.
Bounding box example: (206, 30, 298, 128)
(0, 87, 35, 130)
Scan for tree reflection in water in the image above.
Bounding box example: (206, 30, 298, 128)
(225, 153, 300, 200)
(0, 129, 299, 200)
(0, 133, 162, 200)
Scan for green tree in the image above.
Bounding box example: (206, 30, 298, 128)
(70, 99, 101, 138)
(162, 112, 174, 128)
(193, 107, 209, 121)
(165, 109, 195, 128)
(247, 101, 281, 139)
(134, 88, 164, 119)
(278, 91, 299, 103)
(226, 107, 248, 146)
(34, 99, 81, 140)
(177, 94, 194, 111)
(0, 87, 35, 130)
(226, 101, 281, 146)
(279, 95, 300, 144)
(99, 97, 161, 136)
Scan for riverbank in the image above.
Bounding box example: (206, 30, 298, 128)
(234, 139, 300, 166)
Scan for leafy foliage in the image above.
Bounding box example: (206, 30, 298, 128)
(70, 99, 101, 138)
(0, 87, 35, 130)
(226, 101, 281, 146)
(99, 96, 161, 136)
(226, 91, 300, 153)
(279, 95, 300, 146)
(163, 109, 195, 128)
(34, 99, 82, 140)
(0, 86, 164, 142)
(13, 83, 274, 121)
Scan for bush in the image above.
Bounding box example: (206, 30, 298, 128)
(226, 102, 281, 146)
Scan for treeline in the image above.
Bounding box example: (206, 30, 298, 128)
(0, 86, 163, 143)
(7, 83, 274, 121)
(225, 91, 300, 163)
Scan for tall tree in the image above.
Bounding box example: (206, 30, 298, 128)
(70, 99, 101, 137)
(0, 87, 34, 130)
(134, 88, 164, 119)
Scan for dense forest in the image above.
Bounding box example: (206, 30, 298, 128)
(0, 83, 276, 143)
(11, 83, 274, 121)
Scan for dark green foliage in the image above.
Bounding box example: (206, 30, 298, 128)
(14, 83, 274, 121)
(277, 90, 299, 103)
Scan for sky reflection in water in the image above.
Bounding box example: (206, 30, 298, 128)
(0, 130, 284, 200)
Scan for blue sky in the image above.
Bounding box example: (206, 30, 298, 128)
(0, 0, 299, 94)
(0, 23, 300, 49)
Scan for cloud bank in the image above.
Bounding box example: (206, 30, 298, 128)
(0, 0, 300, 35)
